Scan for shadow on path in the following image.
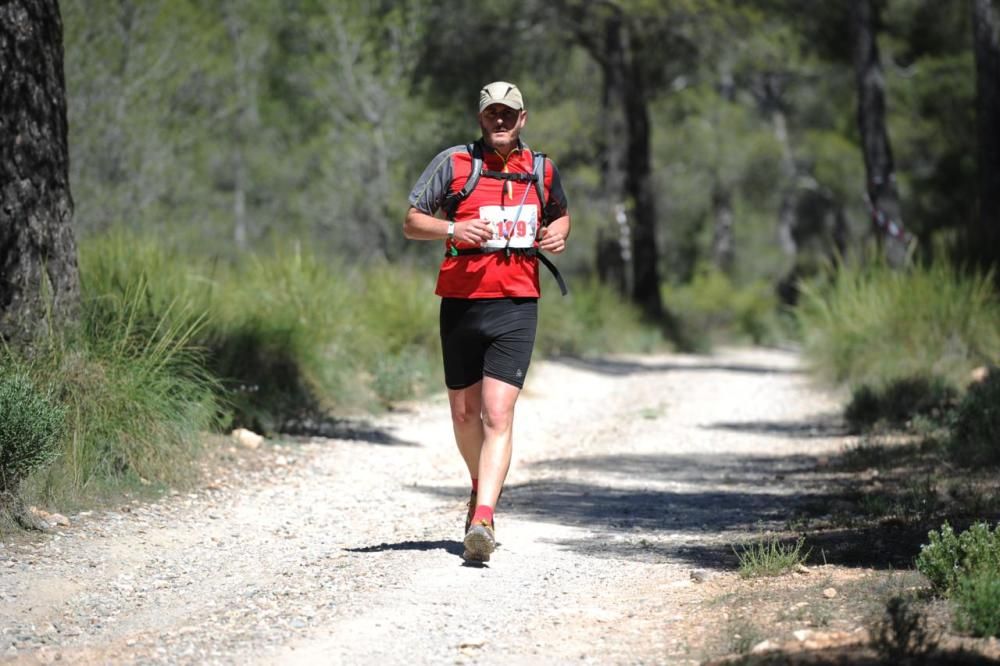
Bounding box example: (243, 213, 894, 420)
(345, 540, 464, 556)
(418, 446, 937, 571)
(280, 416, 420, 446)
(550, 355, 803, 377)
(702, 417, 848, 439)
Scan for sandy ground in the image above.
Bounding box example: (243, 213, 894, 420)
(1, 347, 862, 665)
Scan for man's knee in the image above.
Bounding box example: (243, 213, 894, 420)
(481, 403, 514, 432)
(450, 393, 482, 426)
(452, 404, 480, 426)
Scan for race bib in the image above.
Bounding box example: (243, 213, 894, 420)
(479, 205, 538, 249)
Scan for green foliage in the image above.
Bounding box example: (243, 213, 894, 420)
(17, 285, 220, 504)
(734, 535, 809, 578)
(948, 371, 1000, 467)
(662, 264, 782, 349)
(536, 278, 662, 357)
(77, 233, 662, 430)
(954, 570, 1000, 638)
(844, 374, 957, 432)
(916, 522, 1000, 595)
(0, 370, 66, 492)
(797, 259, 1000, 389)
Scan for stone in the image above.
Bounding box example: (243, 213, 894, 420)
(232, 428, 264, 449)
(822, 587, 837, 599)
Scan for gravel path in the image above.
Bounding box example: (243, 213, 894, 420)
(1, 347, 852, 665)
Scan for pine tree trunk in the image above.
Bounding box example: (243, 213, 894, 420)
(851, 0, 906, 266)
(622, 28, 665, 322)
(971, 0, 1000, 273)
(599, 10, 631, 297)
(0, 0, 80, 346)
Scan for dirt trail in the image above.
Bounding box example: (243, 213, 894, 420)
(1, 347, 854, 665)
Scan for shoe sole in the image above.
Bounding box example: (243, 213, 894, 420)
(463, 525, 496, 562)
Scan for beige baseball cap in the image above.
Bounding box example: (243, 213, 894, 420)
(478, 81, 524, 113)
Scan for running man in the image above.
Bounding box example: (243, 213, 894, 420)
(403, 81, 571, 562)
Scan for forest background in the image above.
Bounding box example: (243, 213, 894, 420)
(2, 0, 999, 527)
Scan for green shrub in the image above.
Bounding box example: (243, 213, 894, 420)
(844, 375, 957, 432)
(948, 371, 1000, 467)
(797, 259, 1000, 389)
(916, 522, 1000, 594)
(0, 370, 66, 492)
(662, 263, 781, 350)
(537, 277, 662, 356)
(954, 569, 1000, 638)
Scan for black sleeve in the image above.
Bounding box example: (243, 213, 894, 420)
(544, 159, 569, 221)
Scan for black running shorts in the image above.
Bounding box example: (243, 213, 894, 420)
(439, 297, 539, 390)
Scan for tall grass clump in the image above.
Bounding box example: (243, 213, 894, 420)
(355, 263, 440, 404)
(797, 259, 1000, 389)
(733, 535, 809, 577)
(204, 245, 362, 427)
(537, 277, 662, 356)
(21, 279, 221, 505)
(78, 229, 210, 337)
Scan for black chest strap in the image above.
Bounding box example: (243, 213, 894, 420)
(440, 142, 548, 222)
(446, 247, 568, 296)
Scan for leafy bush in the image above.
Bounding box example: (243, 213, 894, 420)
(954, 569, 1000, 638)
(948, 370, 1000, 467)
(662, 263, 782, 350)
(916, 522, 1000, 594)
(797, 259, 1000, 389)
(844, 374, 957, 432)
(537, 277, 662, 357)
(0, 371, 66, 492)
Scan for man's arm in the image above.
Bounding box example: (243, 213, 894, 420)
(403, 207, 493, 245)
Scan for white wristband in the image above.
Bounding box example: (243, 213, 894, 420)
(447, 221, 455, 239)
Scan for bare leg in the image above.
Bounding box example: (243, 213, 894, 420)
(448, 381, 484, 480)
(475, 376, 521, 510)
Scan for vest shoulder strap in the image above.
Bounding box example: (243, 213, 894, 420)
(441, 143, 549, 221)
(441, 142, 482, 220)
(532, 152, 548, 224)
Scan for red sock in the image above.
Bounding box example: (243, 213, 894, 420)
(471, 478, 479, 493)
(472, 505, 494, 525)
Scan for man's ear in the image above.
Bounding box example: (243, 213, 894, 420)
(518, 110, 528, 129)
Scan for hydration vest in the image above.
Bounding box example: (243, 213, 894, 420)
(440, 142, 568, 296)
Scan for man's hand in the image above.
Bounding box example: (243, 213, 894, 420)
(454, 219, 493, 245)
(537, 227, 567, 254)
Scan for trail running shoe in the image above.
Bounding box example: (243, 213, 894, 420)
(462, 519, 496, 562)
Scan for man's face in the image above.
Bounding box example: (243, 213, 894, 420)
(479, 103, 526, 152)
